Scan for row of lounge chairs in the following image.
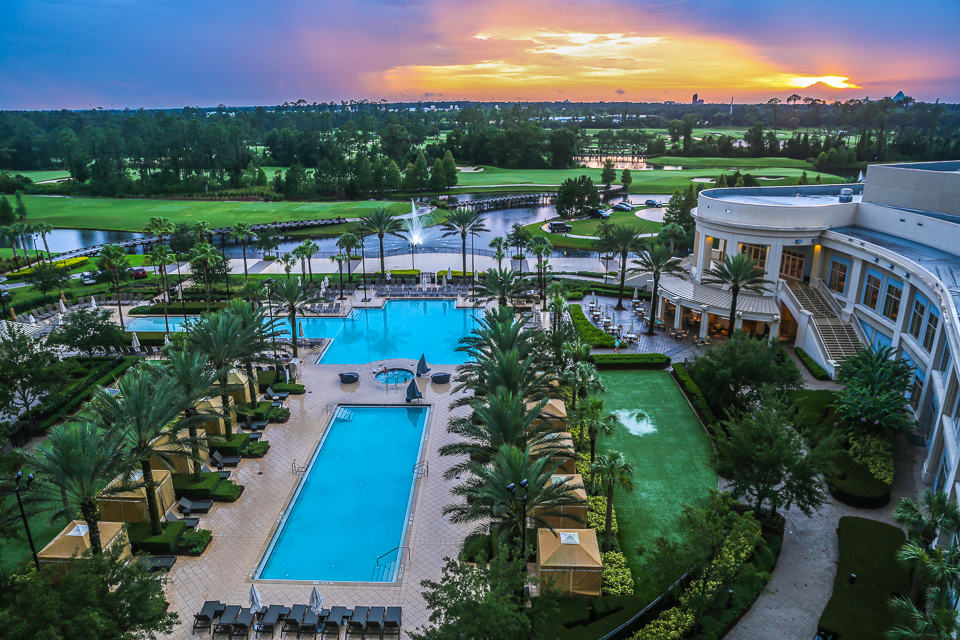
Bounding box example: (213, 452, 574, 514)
(304, 303, 342, 315)
(372, 285, 467, 298)
(194, 601, 402, 639)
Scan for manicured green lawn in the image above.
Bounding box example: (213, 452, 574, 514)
(819, 517, 909, 640)
(0, 498, 70, 575)
(597, 370, 716, 597)
(565, 211, 662, 237)
(648, 156, 814, 169)
(2, 169, 71, 182)
(20, 196, 409, 232)
(454, 166, 841, 193)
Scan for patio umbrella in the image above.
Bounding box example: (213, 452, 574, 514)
(27, 314, 37, 325)
(386, 271, 391, 282)
(298, 321, 304, 338)
(309, 587, 323, 614)
(416, 354, 430, 377)
(130, 332, 141, 351)
(249, 585, 266, 615)
(633, 287, 638, 299)
(89, 296, 97, 309)
(323, 276, 330, 288)
(163, 334, 171, 346)
(55, 312, 63, 325)
(0, 319, 7, 338)
(405, 378, 422, 403)
(58, 298, 67, 314)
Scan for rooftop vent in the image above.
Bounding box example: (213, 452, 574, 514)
(839, 187, 853, 203)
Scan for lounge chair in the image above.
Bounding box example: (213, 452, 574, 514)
(165, 513, 199, 528)
(194, 600, 226, 633)
(321, 607, 351, 639)
(232, 607, 255, 639)
(138, 554, 177, 572)
(241, 417, 268, 431)
(177, 497, 213, 514)
(366, 607, 385, 639)
(202, 464, 231, 480)
(300, 609, 322, 639)
(212, 450, 240, 468)
(214, 605, 241, 636)
(338, 372, 360, 384)
(280, 604, 306, 637)
(345, 606, 368, 638)
(254, 605, 290, 638)
(384, 607, 402, 638)
(263, 387, 289, 400)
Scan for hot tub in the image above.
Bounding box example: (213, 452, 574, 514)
(374, 368, 415, 384)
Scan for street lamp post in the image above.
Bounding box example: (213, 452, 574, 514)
(14, 471, 39, 570)
(360, 233, 370, 303)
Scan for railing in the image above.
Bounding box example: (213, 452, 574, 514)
(372, 545, 410, 581)
(291, 459, 307, 476)
(412, 461, 429, 479)
(815, 280, 868, 346)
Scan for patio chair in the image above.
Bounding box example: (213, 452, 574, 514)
(240, 417, 268, 431)
(193, 600, 226, 633)
(177, 497, 213, 514)
(232, 608, 255, 639)
(212, 450, 240, 468)
(345, 606, 369, 639)
(137, 554, 176, 572)
(254, 605, 290, 639)
(214, 605, 241, 636)
(321, 607, 352, 639)
(263, 387, 289, 400)
(383, 607, 402, 638)
(279, 604, 306, 637)
(366, 607, 385, 639)
(165, 513, 199, 528)
(201, 464, 231, 480)
(299, 609, 322, 639)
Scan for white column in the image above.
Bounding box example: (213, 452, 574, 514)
(764, 241, 784, 285)
(734, 310, 744, 331)
(658, 295, 666, 324)
(769, 314, 781, 343)
(674, 300, 684, 329)
(892, 281, 913, 349)
(843, 258, 864, 313)
(809, 245, 824, 284)
(696, 233, 711, 279)
(699, 305, 710, 339)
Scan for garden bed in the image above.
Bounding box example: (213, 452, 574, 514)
(591, 353, 670, 370)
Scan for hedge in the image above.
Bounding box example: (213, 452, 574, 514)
(128, 521, 186, 554)
(242, 441, 270, 458)
(171, 472, 221, 500)
(5, 256, 88, 280)
(795, 347, 831, 380)
(208, 433, 250, 457)
(671, 363, 718, 427)
(256, 370, 278, 389)
(176, 528, 212, 556)
(587, 495, 619, 536)
(827, 451, 892, 509)
(271, 382, 305, 394)
(848, 433, 894, 485)
(130, 301, 226, 314)
(269, 407, 291, 423)
(569, 304, 615, 348)
(212, 480, 245, 502)
(602, 552, 635, 596)
(591, 353, 671, 370)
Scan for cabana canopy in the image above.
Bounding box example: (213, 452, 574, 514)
(98, 469, 176, 523)
(38, 520, 130, 566)
(537, 474, 589, 529)
(537, 528, 603, 597)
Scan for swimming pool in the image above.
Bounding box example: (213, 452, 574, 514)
(257, 405, 429, 582)
(125, 300, 480, 364)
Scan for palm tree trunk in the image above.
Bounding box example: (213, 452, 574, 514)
(160, 266, 169, 334)
(379, 235, 386, 277)
(461, 233, 467, 279)
(245, 361, 259, 409)
(241, 242, 248, 279)
(113, 272, 125, 330)
(616, 250, 627, 309)
(290, 312, 299, 358)
(140, 458, 163, 536)
(604, 484, 614, 551)
(80, 499, 103, 554)
(590, 431, 597, 465)
(338, 264, 345, 299)
(41, 234, 51, 261)
(185, 409, 203, 482)
(647, 277, 659, 336)
(220, 374, 233, 438)
(728, 287, 739, 335)
(307, 257, 314, 282)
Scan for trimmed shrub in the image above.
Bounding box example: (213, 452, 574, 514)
(129, 301, 226, 314)
(795, 347, 831, 380)
(587, 495, 619, 535)
(564, 291, 585, 301)
(212, 480, 244, 502)
(671, 363, 718, 426)
(242, 441, 270, 458)
(459, 532, 493, 563)
(828, 450, 891, 508)
(256, 369, 278, 389)
(849, 433, 894, 485)
(591, 353, 671, 370)
(176, 528, 213, 556)
(569, 304, 615, 348)
(575, 452, 591, 481)
(128, 521, 186, 554)
(271, 383, 305, 395)
(208, 433, 250, 457)
(6, 256, 88, 280)
(171, 472, 221, 500)
(602, 551, 635, 595)
(269, 407, 291, 423)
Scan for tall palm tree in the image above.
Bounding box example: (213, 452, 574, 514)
(887, 588, 960, 640)
(895, 489, 960, 551)
(12, 222, 30, 263)
(240, 279, 266, 309)
(89, 372, 187, 536)
(571, 395, 619, 475)
(598, 223, 645, 309)
(457, 305, 541, 360)
(269, 277, 307, 358)
(33, 222, 53, 262)
(471, 267, 530, 308)
(24, 420, 126, 554)
(632, 243, 685, 336)
(529, 236, 552, 302)
(359, 208, 405, 277)
(559, 360, 603, 415)
(453, 347, 555, 411)
(150, 350, 222, 482)
(336, 232, 360, 283)
(1, 225, 20, 264)
(97, 244, 130, 330)
(145, 216, 174, 249)
(489, 236, 506, 270)
(229, 223, 256, 280)
(444, 444, 584, 541)
(224, 299, 284, 405)
(592, 451, 634, 550)
(897, 539, 960, 605)
(189, 242, 221, 309)
(185, 311, 248, 437)
(146, 245, 175, 334)
(702, 253, 771, 335)
(330, 254, 348, 299)
(298, 239, 319, 282)
(192, 220, 211, 244)
(440, 210, 488, 279)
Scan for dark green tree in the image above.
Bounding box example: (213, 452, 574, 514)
(600, 158, 616, 190)
(555, 175, 599, 218)
(48, 307, 126, 357)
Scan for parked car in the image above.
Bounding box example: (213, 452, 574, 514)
(644, 199, 661, 207)
(548, 221, 573, 233)
(80, 272, 98, 285)
(130, 267, 148, 279)
(586, 208, 611, 219)
(613, 201, 634, 211)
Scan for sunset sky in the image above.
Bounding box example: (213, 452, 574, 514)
(1, 0, 958, 109)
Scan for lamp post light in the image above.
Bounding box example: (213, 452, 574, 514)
(14, 471, 39, 570)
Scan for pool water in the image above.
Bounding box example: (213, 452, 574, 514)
(257, 405, 429, 582)
(374, 368, 414, 384)
(125, 300, 480, 364)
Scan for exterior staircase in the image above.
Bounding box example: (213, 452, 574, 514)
(787, 280, 863, 363)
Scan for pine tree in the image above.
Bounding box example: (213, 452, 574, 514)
(0, 196, 13, 225)
(430, 158, 447, 191)
(385, 160, 402, 192)
(442, 150, 458, 187)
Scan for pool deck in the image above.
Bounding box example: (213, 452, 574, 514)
(159, 352, 473, 639)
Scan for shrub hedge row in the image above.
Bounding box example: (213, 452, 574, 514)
(242, 441, 271, 458)
(271, 383, 305, 394)
(208, 433, 250, 457)
(176, 528, 213, 556)
(569, 304, 616, 348)
(130, 301, 226, 315)
(212, 480, 244, 502)
(591, 353, 671, 370)
(827, 451, 892, 509)
(171, 472, 221, 500)
(795, 347, 831, 380)
(670, 362, 718, 427)
(602, 551, 635, 596)
(128, 521, 186, 554)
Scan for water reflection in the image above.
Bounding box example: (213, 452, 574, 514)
(574, 155, 685, 171)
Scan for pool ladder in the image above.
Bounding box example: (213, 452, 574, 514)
(412, 461, 429, 479)
(291, 459, 307, 476)
(372, 545, 410, 581)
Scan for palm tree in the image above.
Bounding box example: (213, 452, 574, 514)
(13, 222, 30, 263)
(330, 254, 348, 299)
(440, 210, 488, 279)
(457, 305, 542, 361)
(24, 421, 126, 554)
(359, 208, 405, 277)
(444, 444, 584, 542)
(632, 243, 685, 336)
(897, 539, 960, 604)
(185, 311, 248, 437)
(592, 451, 634, 550)
(280, 253, 297, 279)
(471, 267, 530, 308)
(146, 245, 175, 334)
(702, 253, 771, 335)
(189, 242, 221, 309)
(224, 299, 284, 406)
(33, 222, 53, 261)
(298, 239, 319, 282)
(887, 588, 960, 640)
(598, 223, 644, 309)
(489, 237, 506, 270)
(89, 372, 187, 536)
(192, 220, 211, 244)
(145, 216, 174, 248)
(529, 236, 552, 302)
(895, 489, 960, 551)
(269, 277, 307, 358)
(559, 360, 603, 415)
(571, 395, 619, 474)
(336, 232, 360, 283)
(240, 279, 266, 309)
(453, 347, 555, 412)
(97, 244, 130, 330)
(229, 223, 256, 280)
(1, 225, 20, 264)
(149, 351, 221, 481)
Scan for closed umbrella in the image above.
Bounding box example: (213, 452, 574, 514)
(385, 271, 391, 283)
(27, 314, 37, 325)
(130, 331, 141, 351)
(405, 378, 422, 403)
(55, 312, 63, 325)
(416, 354, 430, 377)
(249, 585, 266, 615)
(58, 299, 67, 314)
(298, 321, 304, 338)
(323, 276, 330, 288)
(163, 334, 171, 346)
(89, 296, 97, 309)
(0, 319, 7, 337)
(309, 587, 323, 615)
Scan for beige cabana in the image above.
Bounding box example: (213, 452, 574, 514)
(537, 528, 603, 597)
(149, 428, 207, 474)
(98, 469, 176, 523)
(194, 396, 228, 436)
(38, 520, 131, 568)
(531, 431, 577, 474)
(527, 398, 568, 430)
(536, 474, 589, 529)
(212, 369, 256, 406)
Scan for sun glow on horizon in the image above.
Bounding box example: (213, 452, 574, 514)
(787, 76, 861, 89)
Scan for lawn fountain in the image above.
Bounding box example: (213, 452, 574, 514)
(405, 202, 428, 271)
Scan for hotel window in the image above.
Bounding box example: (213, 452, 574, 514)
(740, 243, 767, 269)
(939, 345, 953, 373)
(779, 249, 805, 280)
(882, 281, 902, 321)
(910, 374, 925, 411)
(924, 311, 940, 352)
(827, 260, 848, 294)
(908, 296, 927, 339)
(862, 273, 882, 310)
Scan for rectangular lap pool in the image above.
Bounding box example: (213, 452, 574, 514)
(125, 299, 479, 364)
(256, 405, 429, 582)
